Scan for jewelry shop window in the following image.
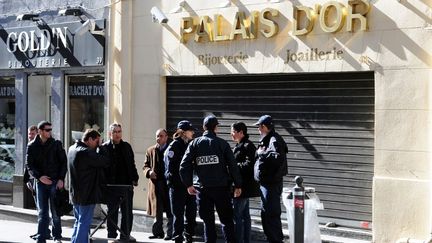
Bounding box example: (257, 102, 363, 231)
(0, 77, 15, 188)
(67, 75, 105, 147)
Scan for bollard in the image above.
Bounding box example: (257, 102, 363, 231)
(293, 176, 305, 243)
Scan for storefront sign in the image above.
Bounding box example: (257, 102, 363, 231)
(0, 84, 15, 98)
(0, 20, 105, 69)
(285, 47, 344, 63)
(180, 0, 370, 43)
(69, 82, 104, 98)
(198, 52, 249, 67)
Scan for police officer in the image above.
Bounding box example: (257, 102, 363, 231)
(164, 120, 197, 243)
(180, 115, 242, 243)
(254, 115, 288, 243)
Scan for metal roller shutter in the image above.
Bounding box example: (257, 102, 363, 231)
(166, 72, 374, 229)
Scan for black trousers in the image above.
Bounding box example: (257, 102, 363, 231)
(169, 186, 196, 242)
(152, 180, 173, 237)
(107, 189, 134, 239)
(197, 187, 236, 243)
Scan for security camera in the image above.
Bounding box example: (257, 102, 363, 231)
(150, 6, 168, 24)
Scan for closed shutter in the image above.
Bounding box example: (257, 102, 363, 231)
(166, 72, 374, 229)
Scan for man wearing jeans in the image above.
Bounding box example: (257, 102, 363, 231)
(26, 121, 67, 243)
(68, 129, 109, 243)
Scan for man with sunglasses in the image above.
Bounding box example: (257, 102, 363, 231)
(26, 121, 67, 243)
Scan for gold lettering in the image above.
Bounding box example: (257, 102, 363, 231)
(229, 12, 250, 40)
(195, 16, 213, 42)
(293, 6, 315, 36)
(260, 8, 279, 38)
(180, 17, 195, 43)
(214, 14, 229, 42)
(347, 0, 370, 31)
(249, 11, 259, 39)
(319, 1, 346, 33)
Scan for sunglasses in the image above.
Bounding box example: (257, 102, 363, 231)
(43, 128, 52, 132)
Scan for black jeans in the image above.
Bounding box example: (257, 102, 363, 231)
(197, 187, 236, 243)
(169, 186, 196, 242)
(107, 189, 134, 239)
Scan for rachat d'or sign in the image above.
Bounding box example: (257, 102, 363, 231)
(180, 0, 370, 43)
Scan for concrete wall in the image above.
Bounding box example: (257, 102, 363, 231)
(122, 0, 432, 242)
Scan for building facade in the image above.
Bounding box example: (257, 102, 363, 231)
(110, 0, 431, 242)
(0, 0, 431, 242)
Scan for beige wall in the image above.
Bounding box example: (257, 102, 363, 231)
(108, 0, 432, 241)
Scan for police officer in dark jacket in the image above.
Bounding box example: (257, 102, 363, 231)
(231, 122, 260, 243)
(26, 121, 67, 243)
(165, 120, 197, 243)
(180, 115, 242, 243)
(68, 129, 109, 243)
(254, 115, 288, 243)
(103, 123, 139, 241)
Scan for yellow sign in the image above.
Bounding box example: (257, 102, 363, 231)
(180, 0, 370, 43)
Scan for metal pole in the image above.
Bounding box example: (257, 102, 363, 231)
(293, 176, 305, 243)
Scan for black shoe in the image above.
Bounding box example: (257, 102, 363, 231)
(164, 235, 172, 241)
(149, 234, 164, 239)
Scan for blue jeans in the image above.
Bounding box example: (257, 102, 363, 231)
(35, 181, 62, 242)
(260, 184, 283, 243)
(233, 198, 251, 243)
(71, 204, 96, 243)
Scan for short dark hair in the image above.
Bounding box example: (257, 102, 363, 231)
(37, 121, 51, 130)
(231, 122, 249, 139)
(82, 129, 100, 142)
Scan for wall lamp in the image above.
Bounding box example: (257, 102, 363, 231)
(58, 7, 84, 16)
(16, 13, 39, 21)
(73, 19, 105, 36)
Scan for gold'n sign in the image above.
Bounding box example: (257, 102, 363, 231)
(180, 0, 370, 43)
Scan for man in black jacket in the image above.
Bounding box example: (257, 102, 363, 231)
(103, 123, 139, 242)
(180, 115, 242, 243)
(254, 115, 288, 243)
(26, 121, 67, 243)
(68, 129, 109, 243)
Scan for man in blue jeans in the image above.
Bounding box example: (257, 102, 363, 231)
(26, 121, 67, 243)
(68, 129, 109, 243)
(254, 115, 288, 243)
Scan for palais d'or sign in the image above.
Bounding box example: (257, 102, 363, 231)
(179, 0, 370, 43)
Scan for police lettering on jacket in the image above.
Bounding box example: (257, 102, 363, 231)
(196, 155, 219, 165)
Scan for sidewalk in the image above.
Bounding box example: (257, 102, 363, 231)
(0, 219, 209, 243)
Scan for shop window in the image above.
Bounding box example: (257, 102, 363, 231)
(0, 77, 15, 184)
(67, 75, 105, 146)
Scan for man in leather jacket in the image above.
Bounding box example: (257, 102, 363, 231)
(68, 129, 109, 243)
(26, 121, 67, 243)
(103, 123, 139, 242)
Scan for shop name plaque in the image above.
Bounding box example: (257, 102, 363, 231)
(180, 0, 370, 43)
(0, 20, 105, 70)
